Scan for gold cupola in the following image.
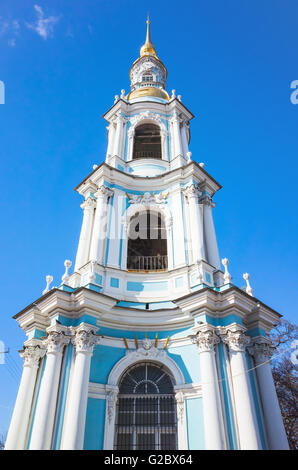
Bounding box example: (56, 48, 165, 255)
(127, 18, 169, 101)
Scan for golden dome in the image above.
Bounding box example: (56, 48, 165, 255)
(140, 18, 157, 57)
(127, 87, 170, 101)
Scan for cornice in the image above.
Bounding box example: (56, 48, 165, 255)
(75, 161, 221, 198)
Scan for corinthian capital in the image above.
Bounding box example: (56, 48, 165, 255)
(248, 340, 274, 363)
(183, 183, 202, 200)
(80, 197, 96, 211)
(221, 325, 250, 352)
(94, 185, 114, 200)
(200, 194, 215, 208)
(193, 325, 220, 353)
(44, 325, 71, 354)
(72, 324, 98, 354)
(20, 345, 46, 368)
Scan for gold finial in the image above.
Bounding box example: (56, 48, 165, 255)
(140, 16, 157, 57)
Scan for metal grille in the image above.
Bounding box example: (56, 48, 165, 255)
(127, 255, 168, 271)
(114, 363, 178, 450)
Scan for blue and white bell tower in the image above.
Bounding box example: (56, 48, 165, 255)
(6, 19, 289, 451)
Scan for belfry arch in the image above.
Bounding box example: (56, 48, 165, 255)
(121, 202, 174, 271)
(127, 115, 169, 162)
(133, 123, 162, 160)
(127, 209, 168, 271)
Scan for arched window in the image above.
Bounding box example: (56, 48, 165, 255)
(127, 210, 168, 271)
(133, 123, 162, 160)
(114, 362, 178, 450)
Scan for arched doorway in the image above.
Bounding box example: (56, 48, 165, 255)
(127, 210, 168, 271)
(114, 362, 178, 450)
(133, 123, 162, 160)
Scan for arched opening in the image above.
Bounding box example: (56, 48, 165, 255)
(127, 210, 168, 271)
(114, 362, 178, 450)
(133, 123, 162, 160)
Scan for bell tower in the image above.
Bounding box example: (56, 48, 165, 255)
(6, 19, 288, 452)
(71, 17, 222, 303)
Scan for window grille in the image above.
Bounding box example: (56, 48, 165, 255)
(114, 362, 178, 450)
(142, 75, 153, 82)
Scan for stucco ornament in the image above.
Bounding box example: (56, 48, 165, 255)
(130, 111, 164, 128)
(45, 330, 70, 354)
(222, 328, 250, 352)
(127, 345, 167, 360)
(183, 183, 202, 200)
(248, 340, 274, 363)
(175, 391, 185, 423)
(130, 58, 166, 88)
(142, 337, 153, 350)
(194, 329, 220, 353)
(106, 390, 118, 424)
(127, 191, 168, 205)
(20, 345, 46, 368)
(72, 328, 98, 354)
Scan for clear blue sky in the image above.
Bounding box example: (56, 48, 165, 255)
(0, 0, 297, 435)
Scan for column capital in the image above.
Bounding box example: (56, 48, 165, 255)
(220, 324, 250, 352)
(183, 183, 202, 200)
(44, 325, 71, 354)
(248, 339, 274, 363)
(192, 324, 220, 353)
(200, 194, 215, 208)
(80, 197, 96, 211)
(20, 345, 46, 368)
(94, 185, 114, 200)
(71, 323, 99, 354)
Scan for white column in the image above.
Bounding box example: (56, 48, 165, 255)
(74, 197, 96, 271)
(171, 190, 186, 267)
(113, 114, 123, 157)
(89, 186, 113, 263)
(127, 127, 134, 161)
(171, 113, 183, 158)
(106, 122, 116, 160)
(221, 325, 262, 450)
(249, 340, 289, 449)
(61, 325, 98, 450)
(166, 222, 174, 270)
(194, 325, 226, 449)
(107, 189, 122, 268)
(202, 195, 220, 270)
(160, 129, 169, 161)
(183, 184, 206, 262)
(5, 344, 45, 450)
(180, 122, 189, 158)
(29, 326, 70, 450)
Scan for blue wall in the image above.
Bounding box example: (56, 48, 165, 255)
(84, 398, 106, 450)
(186, 398, 205, 450)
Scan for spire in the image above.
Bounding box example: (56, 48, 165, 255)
(140, 16, 157, 57)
